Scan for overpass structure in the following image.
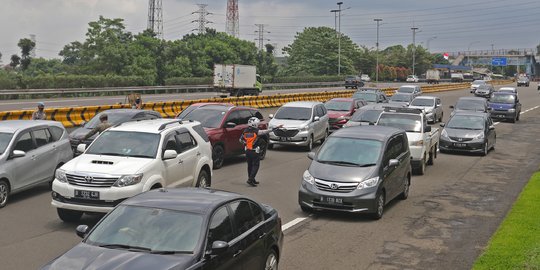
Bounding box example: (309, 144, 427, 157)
(444, 48, 537, 76)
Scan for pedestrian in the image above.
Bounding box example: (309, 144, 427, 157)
(133, 97, 142, 109)
(31, 102, 47, 120)
(82, 113, 112, 141)
(239, 117, 282, 186)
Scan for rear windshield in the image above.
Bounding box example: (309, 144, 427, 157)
(377, 113, 422, 132)
(274, 107, 312, 121)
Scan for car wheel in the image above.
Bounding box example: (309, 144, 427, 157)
(300, 205, 312, 213)
(516, 112, 520, 121)
(372, 191, 385, 220)
(259, 140, 268, 160)
(427, 148, 434, 166)
(304, 135, 313, 151)
(212, 145, 225, 169)
(439, 113, 443, 123)
(263, 249, 279, 270)
(399, 176, 410, 200)
(267, 143, 274, 150)
(57, 208, 83, 223)
(196, 170, 209, 188)
(434, 144, 438, 159)
(416, 157, 426, 175)
(481, 141, 489, 156)
(0, 180, 10, 208)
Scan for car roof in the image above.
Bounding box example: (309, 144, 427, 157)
(331, 125, 404, 141)
(97, 109, 157, 115)
(282, 101, 321, 108)
(122, 188, 244, 214)
(0, 120, 63, 133)
(492, 91, 516, 96)
(399, 85, 417, 88)
(392, 92, 414, 97)
(111, 118, 200, 133)
(499, 87, 516, 91)
(328, 98, 354, 102)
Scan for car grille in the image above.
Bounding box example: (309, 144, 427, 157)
(315, 179, 358, 193)
(274, 129, 299, 137)
(66, 173, 118, 188)
(449, 137, 473, 142)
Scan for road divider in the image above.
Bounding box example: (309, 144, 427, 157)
(0, 81, 513, 127)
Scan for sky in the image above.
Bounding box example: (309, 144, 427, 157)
(0, 0, 539, 61)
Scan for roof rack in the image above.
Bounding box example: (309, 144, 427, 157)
(158, 119, 193, 131)
(113, 117, 160, 128)
(383, 107, 424, 115)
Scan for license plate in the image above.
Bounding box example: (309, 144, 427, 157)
(279, 137, 290, 142)
(74, 190, 100, 200)
(453, 143, 467, 148)
(321, 196, 343, 205)
(496, 115, 505, 118)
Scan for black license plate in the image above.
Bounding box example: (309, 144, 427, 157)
(453, 143, 467, 148)
(74, 190, 100, 200)
(321, 196, 343, 205)
(279, 137, 291, 142)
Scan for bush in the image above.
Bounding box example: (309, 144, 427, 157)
(263, 75, 343, 83)
(18, 74, 149, 89)
(0, 71, 18, 90)
(164, 77, 213, 85)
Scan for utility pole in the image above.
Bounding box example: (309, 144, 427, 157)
(254, 24, 270, 51)
(330, 10, 338, 36)
(337, 2, 343, 75)
(374, 19, 382, 83)
(411, 26, 419, 76)
(147, 0, 163, 38)
(193, 4, 212, 35)
(226, 0, 239, 38)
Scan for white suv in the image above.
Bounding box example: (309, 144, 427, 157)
(51, 119, 213, 222)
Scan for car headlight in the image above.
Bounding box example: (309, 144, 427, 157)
(55, 169, 67, 183)
(302, 170, 315, 185)
(508, 108, 516, 112)
(474, 133, 485, 140)
(441, 129, 449, 139)
(114, 174, 143, 187)
(357, 176, 379, 190)
(410, 140, 423, 146)
(299, 125, 309, 132)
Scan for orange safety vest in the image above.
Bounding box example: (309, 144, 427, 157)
(243, 131, 258, 150)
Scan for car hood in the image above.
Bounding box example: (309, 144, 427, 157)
(62, 154, 154, 175)
(327, 111, 350, 119)
(309, 161, 377, 182)
(444, 128, 483, 139)
(344, 121, 372, 127)
(69, 127, 97, 140)
(41, 243, 193, 270)
(489, 102, 514, 110)
(269, 119, 310, 128)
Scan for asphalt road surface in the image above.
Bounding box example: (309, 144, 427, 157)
(0, 82, 420, 111)
(1, 83, 540, 270)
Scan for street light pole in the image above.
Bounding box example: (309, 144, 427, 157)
(467, 41, 480, 68)
(374, 18, 382, 84)
(337, 2, 343, 76)
(411, 26, 419, 76)
(426, 36, 436, 51)
(330, 10, 338, 35)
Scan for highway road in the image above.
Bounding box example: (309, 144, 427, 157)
(1, 83, 539, 269)
(0, 82, 420, 111)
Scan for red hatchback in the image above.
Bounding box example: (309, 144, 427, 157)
(178, 103, 268, 169)
(324, 98, 367, 131)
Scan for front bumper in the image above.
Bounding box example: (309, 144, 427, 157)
(298, 181, 377, 213)
(269, 130, 310, 146)
(439, 137, 485, 153)
(474, 92, 491, 98)
(425, 112, 435, 122)
(490, 110, 517, 120)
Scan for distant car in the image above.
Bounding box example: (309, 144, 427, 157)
(324, 98, 367, 131)
(175, 102, 234, 119)
(409, 96, 443, 123)
(42, 188, 284, 270)
(517, 75, 530, 87)
(344, 104, 406, 127)
(0, 120, 73, 208)
(470, 80, 487, 92)
(488, 92, 521, 123)
(450, 97, 490, 116)
(179, 103, 268, 169)
(352, 90, 388, 104)
(360, 74, 371, 82)
(69, 109, 162, 150)
(439, 112, 496, 156)
(389, 93, 415, 106)
(396, 85, 422, 97)
(474, 84, 495, 98)
(345, 75, 364, 89)
(451, 73, 464, 82)
(298, 126, 412, 219)
(406, 75, 419, 83)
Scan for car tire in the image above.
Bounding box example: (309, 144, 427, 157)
(372, 191, 385, 220)
(304, 135, 313, 151)
(263, 249, 279, 270)
(300, 205, 312, 213)
(267, 143, 274, 150)
(196, 170, 210, 188)
(516, 112, 520, 121)
(438, 113, 443, 123)
(416, 157, 426, 175)
(212, 145, 225, 170)
(0, 180, 10, 208)
(399, 176, 410, 200)
(427, 148, 434, 166)
(481, 141, 489, 156)
(259, 140, 268, 160)
(434, 144, 438, 159)
(57, 208, 83, 223)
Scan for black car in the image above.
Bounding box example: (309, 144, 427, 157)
(449, 97, 489, 116)
(299, 126, 412, 219)
(352, 90, 388, 104)
(41, 188, 283, 270)
(439, 112, 496, 156)
(69, 109, 162, 149)
(344, 75, 364, 89)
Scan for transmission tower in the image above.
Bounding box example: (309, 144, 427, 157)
(226, 0, 239, 38)
(147, 0, 163, 38)
(29, 34, 36, 57)
(193, 4, 212, 35)
(255, 24, 270, 51)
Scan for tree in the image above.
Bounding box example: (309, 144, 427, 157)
(0, 51, 2, 64)
(10, 54, 20, 68)
(17, 38, 36, 70)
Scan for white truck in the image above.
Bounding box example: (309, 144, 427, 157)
(426, 69, 441, 84)
(213, 64, 262, 97)
(376, 107, 440, 175)
(451, 73, 464, 82)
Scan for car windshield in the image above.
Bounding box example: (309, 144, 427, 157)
(176, 106, 199, 119)
(86, 205, 203, 254)
(397, 87, 415, 94)
(390, 94, 412, 102)
(274, 107, 312, 121)
(86, 112, 133, 129)
(377, 114, 422, 132)
(352, 92, 377, 102)
(0, 132, 14, 155)
(346, 76, 356, 80)
(472, 80, 485, 85)
(447, 115, 485, 130)
(324, 101, 351, 111)
(410, 98, 434, 107)
(455, 100, 485, 111)
(490, 94, 515, 104)
(350, 109, 383, 123)
(407, 75, 415, 79)
(317, 137, 382, 166)
(86, 131, 160, 158)
(182, 108, 227, 128)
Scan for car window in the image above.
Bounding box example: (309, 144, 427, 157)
(225, 111, 241, 126)
(175, 132, 197, 153)
(48, 126, 64, 141)
(33, 128, 52, 148)
(249, 202, 264, 225)
(385, 136, 403, 162)
(163, 133, 180, 153)
(14, 132, 35, 153)
(192, 124, 210, 142)
(315, 105, 324, 117)
(207, 206, 234, 244)
(252, 110, 264, 120)
(230, 200, 258, 236)
(238, 110, 253, 125)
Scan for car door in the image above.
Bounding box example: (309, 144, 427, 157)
(381, 135, 402, 200)
(161, 132, 184, 187)
(313, 106, 324, 140)
(487, 117, 496, 148)
(435, 98, 442, 120)
(30, 128, 57, 184)
(223, 110, 245, 155)
(229, 200, 267, 270)
(9, 131, 37, 190)
(174, 130, 199, 186)
(318, 105, 329, 136)
(201, 205, 242, 270)
(515, 96, 522, 113)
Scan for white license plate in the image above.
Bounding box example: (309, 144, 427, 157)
(74, 190, 100, 200)
(322, 196, 343, 205)
(453, 143, 467, 148)
(279, 137, 291, 142)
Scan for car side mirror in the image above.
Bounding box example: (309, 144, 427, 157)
(210, 241, 229, 256)
(163, 149, 178, 160)
(268, 114, 274, 119)
(76, 144, 86, 153)
(489, 125, 495, 130)
(313, 116, 320, 122)
(440, 123, 445, 127)
(76, 225, 89, 238)
(389, 159, 399, 167)
(225, 122, 236, 128)
(11, 150, 26, 158)
(424, 126, 432, 132)
(307, 152, 316, 160)
(81, 121, 87, 127)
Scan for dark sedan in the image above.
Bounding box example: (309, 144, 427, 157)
(439, 112, 496, 156)
(41, 188, 283, 270)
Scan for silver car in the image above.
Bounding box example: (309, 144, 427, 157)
(409, 96, 444, 123)
(0, 120, 73, 208)
(268, 101, 330, 151)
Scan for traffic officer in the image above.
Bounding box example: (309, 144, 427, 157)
(82, 113, 112, 141)
(31, 102, 46, 120)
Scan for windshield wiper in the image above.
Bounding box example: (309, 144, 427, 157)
(128, 154, 154, 158)
(321, 160, 361, 167)
(357, 163, 377, 167)
(99, 244, 152, 252)
(151, 250, 193, 255)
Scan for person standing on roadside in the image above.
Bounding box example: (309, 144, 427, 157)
(31, 102, 47, 120)
(82, 113, 112, 141)
(240, 117, 282, 186)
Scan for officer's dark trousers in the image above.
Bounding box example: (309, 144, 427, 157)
(246, 150, 260, 181)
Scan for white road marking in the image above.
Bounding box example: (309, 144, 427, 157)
(282, 217, 308, 231)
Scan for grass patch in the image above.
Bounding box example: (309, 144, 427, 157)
(472, 172, 540, 270)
